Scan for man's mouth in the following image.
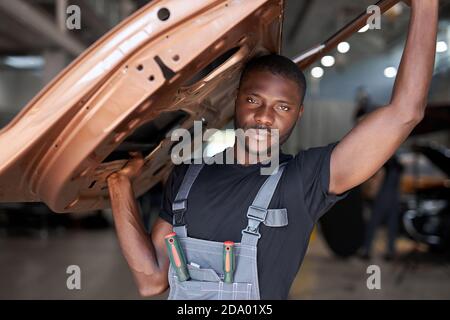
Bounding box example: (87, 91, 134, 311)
(247, 128, 271, 141)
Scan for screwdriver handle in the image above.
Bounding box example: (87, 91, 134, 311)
(223, 241, 235, 283)
(165, 232, 190, 282)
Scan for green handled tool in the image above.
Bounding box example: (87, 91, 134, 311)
(223, 241, 235, 283)
(165, 232, 190, 282)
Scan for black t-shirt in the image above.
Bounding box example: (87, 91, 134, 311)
(159, 142, 348, 299)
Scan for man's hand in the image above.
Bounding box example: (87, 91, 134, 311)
(109, 151, 145, 181)
(329, 0, 438, 195)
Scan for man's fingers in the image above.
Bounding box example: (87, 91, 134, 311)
(117, 152, 145, 178)
(129, 151, 143, 159)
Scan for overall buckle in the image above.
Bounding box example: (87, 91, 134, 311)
(241, 227, 262, 239)
(247, 205, 268, 222)
(241, 206, 267, 239)
(172, 199, 187, 226)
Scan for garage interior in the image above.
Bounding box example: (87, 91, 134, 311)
(0, 0, 449, 299)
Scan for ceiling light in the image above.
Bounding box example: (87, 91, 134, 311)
(358, 24, 370, 33)
(311, 67, 324, 78)
(337, 42, 350, 53)
(4, 56, 44, 69)
(436, 41, 448, 53)
(321, 55, 335, 67)
(384, 67, 397, 78)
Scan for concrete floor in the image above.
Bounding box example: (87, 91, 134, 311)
(1, 228, 449, 299)
(292, 230, 450, 299)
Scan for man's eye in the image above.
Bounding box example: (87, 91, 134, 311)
(246, 97, 257, 104)
(278, 105, 290, 111)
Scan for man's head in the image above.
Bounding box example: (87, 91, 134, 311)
(234, 54, 307, 155)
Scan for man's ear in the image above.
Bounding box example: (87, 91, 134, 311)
(298, 105, 304, 119)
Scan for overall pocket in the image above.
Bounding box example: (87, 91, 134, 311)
(170, 266, 253, 300)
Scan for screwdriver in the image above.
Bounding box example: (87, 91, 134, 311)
(165, 232, 190, 282)
(223, 241, 235, 283)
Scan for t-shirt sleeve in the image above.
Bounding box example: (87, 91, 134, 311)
(294, 141, 349, 223)
(159, 164, 188, 225)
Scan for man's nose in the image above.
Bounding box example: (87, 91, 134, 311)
(254, 105, 274, 127)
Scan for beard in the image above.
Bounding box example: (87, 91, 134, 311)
(234, 118, 296, 156)
(243, 132, 273, 156)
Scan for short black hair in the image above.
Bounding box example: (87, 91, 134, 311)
(239, 54, 307, 104)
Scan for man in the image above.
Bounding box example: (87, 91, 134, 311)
(108, 0, 438, 299)
(353, 93, 404, 261)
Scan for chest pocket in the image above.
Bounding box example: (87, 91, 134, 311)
(263, 208, 288, 227)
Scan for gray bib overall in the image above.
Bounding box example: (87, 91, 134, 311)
(167, 162, 288, 300)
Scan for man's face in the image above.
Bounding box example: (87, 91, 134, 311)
(234, 69, 304, 155)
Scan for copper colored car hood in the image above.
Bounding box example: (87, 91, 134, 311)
(0, 0, 285, 212)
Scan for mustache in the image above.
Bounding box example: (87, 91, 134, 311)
(245, 124, 272, 131)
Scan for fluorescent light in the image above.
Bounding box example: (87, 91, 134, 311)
(4, 56, 44, 69)
(358, 24, 370, 33)
(311, 67, 324, 78)
(384, 67, 397, 78)
(436, 41, 448, 53)
(337, 42, 350, 53)
(321, 55, 335, 67)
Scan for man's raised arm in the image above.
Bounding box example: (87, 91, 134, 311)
(329, 0, 439, 195)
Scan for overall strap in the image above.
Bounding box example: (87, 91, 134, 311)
(172, 163, 204, 237)
(241, 163, 287, 247)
